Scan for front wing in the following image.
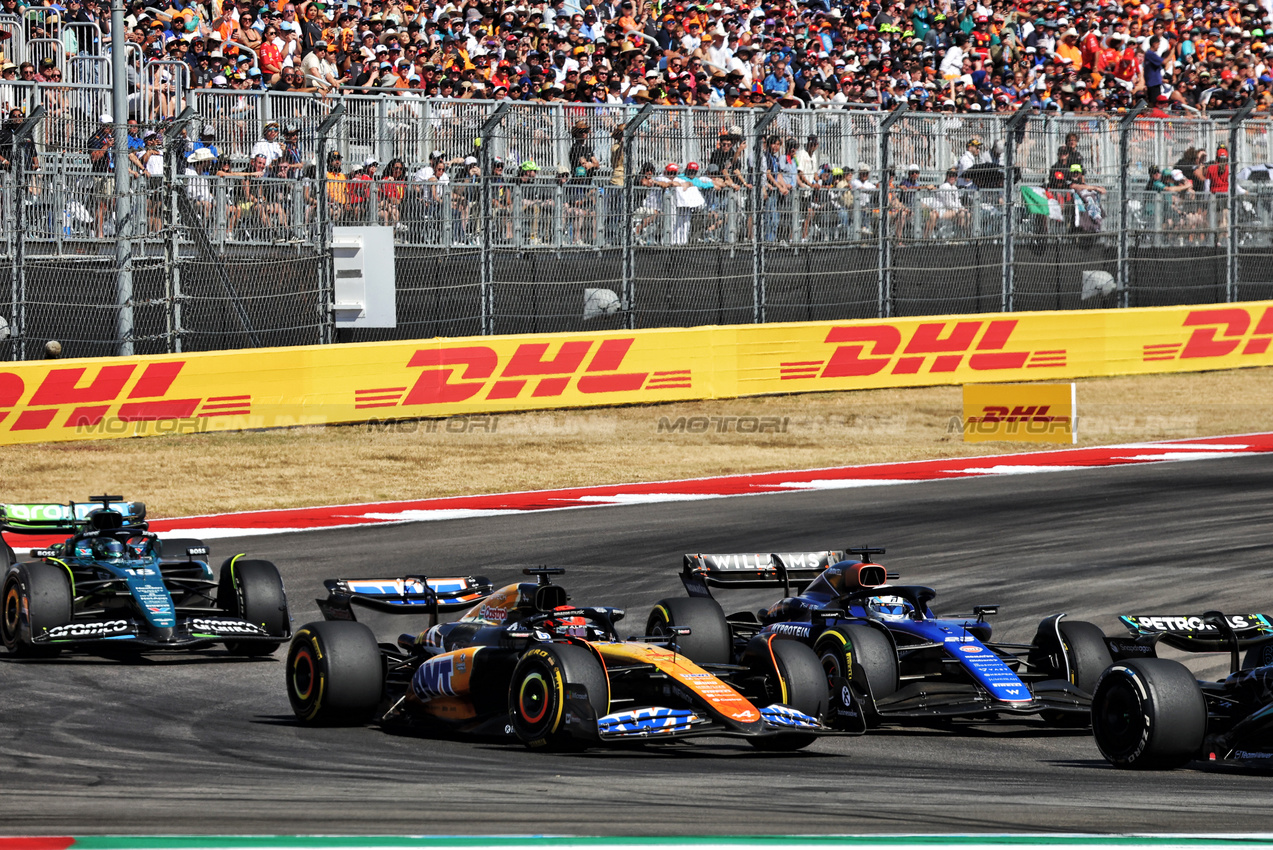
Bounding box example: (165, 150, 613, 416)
(29, 613, 289, 650)
(872, 678, 1090, 720)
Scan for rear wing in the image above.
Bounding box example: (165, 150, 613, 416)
(317, 574, 494, 625)
(0, 497, 147, 536)
(681, 551, 848, 597)
(1119, 613, 1273, 652)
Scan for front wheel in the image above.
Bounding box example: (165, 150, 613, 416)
(508, 642, 609, 750)
(220, 558, 290, 655)
(744, 636, 827, 751)
(1091, 658, 1206, 770)
(815, 624, 898, 726)
(2, 563, 73, 657)
(287, 620, 384, 725)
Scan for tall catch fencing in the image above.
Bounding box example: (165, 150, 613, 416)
(4, 89, 1273, 359)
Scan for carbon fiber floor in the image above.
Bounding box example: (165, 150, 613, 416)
(4, 454, 1273, 834)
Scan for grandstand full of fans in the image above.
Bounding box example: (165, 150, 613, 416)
(12, 0, 1273, 113)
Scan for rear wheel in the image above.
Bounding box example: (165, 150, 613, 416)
(219, 558, 290, 656)
(745, 636, 828, 751)
(1, 563, 73, 658)
(1057, 620, 1113, 693)
(1091, 658, 1206, 770)
(1037, 618, 1114, 727)
(508, 642, 609, 750)
(814, 624, 898, 726)
(645, 596, 731, 665)
(287, 620, 384, 725)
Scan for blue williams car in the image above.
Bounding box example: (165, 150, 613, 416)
(646, 548, 1112, 727)
(1, 496, 290, 656)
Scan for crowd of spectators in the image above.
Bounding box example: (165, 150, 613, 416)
(12, 0, 1273, 115)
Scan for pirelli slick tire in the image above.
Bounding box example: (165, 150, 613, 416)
(814, 624, 898, 726)
(1058, 620, 1114, 694)
(1091, 658, 1207, 770)
(1035, 618, 1115, 727)
(645, 596, 731, 665)
(508, 642, 609, 751)
(2, 563, 73, 658)
(744, 636, 828, 751)
(219, 558, 290, 656)
(287, 620, 384, 725)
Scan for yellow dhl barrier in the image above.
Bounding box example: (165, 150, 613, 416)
(1, 301, 1271, 445)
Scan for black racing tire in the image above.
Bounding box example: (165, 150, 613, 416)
(287, 620, 384, 725)
(1057, 620, 1114, 694)
(219, 558, 290, 656)
(1091, 658, 1207, 770)
(745, 636, 828, 751)
(1242, 641, 1273, 670)
(508, 642, 609, 750)
(814, 623, 898, 726)
(156, 537, 209, 561)
(2, 563, 73, 658)
(645, 596, 731, 665)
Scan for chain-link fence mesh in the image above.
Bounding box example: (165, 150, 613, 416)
(4, 92, 1273, 359)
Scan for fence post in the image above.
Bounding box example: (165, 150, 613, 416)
(1229, 99, 1255, 304)
(8, 104, 43, 361)
(314, 103, 344, 345)
(877, 104, 906, 320)
(621, 104, 654, 331)
(163, 106, 197, 354)
(752, 104, 782, 324)
(111, 1, 134, 357)
(1002, 104, 1032, 313)
(477, 102, 510, 336)
(1117, 101, 1147, 309)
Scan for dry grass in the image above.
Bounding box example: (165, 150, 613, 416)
(5, 367, 1272, 518)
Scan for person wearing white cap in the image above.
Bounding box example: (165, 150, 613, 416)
(184, 147, 216, 217)
(850, 161, 877, 210)
(88, 113, 117, 237)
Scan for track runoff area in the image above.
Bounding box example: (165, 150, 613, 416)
(2, 432, 1264, 548)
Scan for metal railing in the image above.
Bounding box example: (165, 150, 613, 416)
(2, 93, 1273, 361)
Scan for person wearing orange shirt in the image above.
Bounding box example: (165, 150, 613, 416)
(1056, 27, 1083, 69)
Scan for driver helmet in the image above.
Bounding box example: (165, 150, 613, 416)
(867, 594, 915, 621)
(91, 537, 126, 561)
(542, 605, 590, 638)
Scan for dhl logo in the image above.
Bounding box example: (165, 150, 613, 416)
(0, 361, 250, 432)
(966, 405, 1068, 425)
(1143, 307, 1273, 362)
(354, 338, 691, 408)
(780, 319, 1066, 380)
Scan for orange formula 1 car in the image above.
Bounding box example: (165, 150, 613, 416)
(286, 568, 863, 751)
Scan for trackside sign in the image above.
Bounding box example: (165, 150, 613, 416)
(1, 301, 1272, 445)
(962, 383, 1076, 444)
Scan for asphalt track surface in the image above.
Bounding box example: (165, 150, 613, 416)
(5, 454, 1273, 836)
